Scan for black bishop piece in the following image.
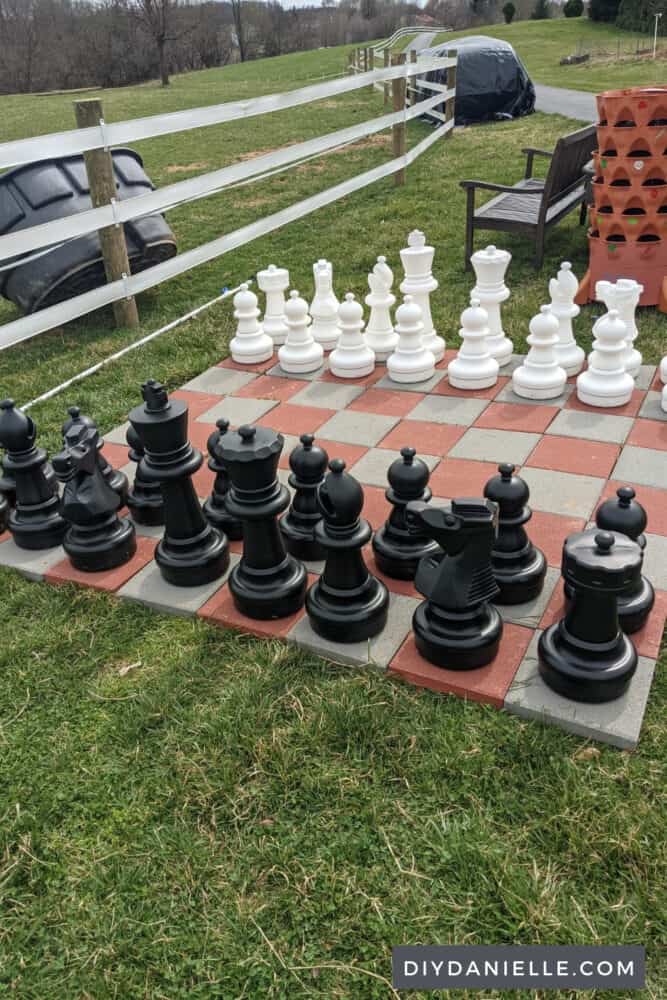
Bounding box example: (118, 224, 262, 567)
(62, 406, 128, 504)
(372, 447, 440, 579)
(203, 418, 242, 540)
(483, 463, 547, 604)
(125, 424, 165, 526)
(279, 433, 328, 561)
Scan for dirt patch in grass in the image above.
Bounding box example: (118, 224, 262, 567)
(166, 161, 210, 173)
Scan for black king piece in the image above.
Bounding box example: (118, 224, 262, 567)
(128, 380, 229, 586)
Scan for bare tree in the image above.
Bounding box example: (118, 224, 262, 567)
(128, 0, 179, 86)
(230, 0, 246, 62)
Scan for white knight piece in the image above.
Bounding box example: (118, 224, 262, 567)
(399, 230, 444, 363)
(364, 256, 398, 362)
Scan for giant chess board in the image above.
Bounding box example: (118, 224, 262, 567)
(2, 351, 666, 750)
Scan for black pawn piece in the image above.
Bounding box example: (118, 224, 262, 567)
(279, 433, 328, 561)
(221, 424, 307, 618)
(52, 421, 136, 572)
(0, 454, 17, 508)
(594, 486, 654, 633)
(306, 459, 389, 642)
(203, 418, 243, 541)
(125, 424, 165, 526)
(539, 530, 640, 702)
(62, 406, 128, 504)
(0, 492, 8, 534)
(0, 399, 67, 549)
(372, 446, 440, 579)
(483, 462, 547, 604)
(128, 380, 229, 586)
(406, 498, 503, 669)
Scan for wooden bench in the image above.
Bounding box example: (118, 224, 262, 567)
(460, 124, 597, 269)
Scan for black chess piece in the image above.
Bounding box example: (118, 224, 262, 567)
(203, 418, 242, 541)
(0, 455, 16, 507)
(372, 447, 441, 579)
(62, 406, 128, 504)
(220, 424, 307, 619)
(406, 498, 503, 669)
(539, 530, 640, 703)
(52, 420, 136, 572)
(128, 380, 229, 586)
(0, 399, 67, 549)
(125, 424, 165, 526)
(279, 433, 328, 561)
(306, 458, 389, 642)
(483, 462, 547, 604)
(0, 491, 8, 534)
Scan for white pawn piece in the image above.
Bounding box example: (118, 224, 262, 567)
(596, 278, 643, 377)
(548, 261, 585, 376)
(399, 230, 444, 363)
(661, 382, 667, 414)
(470, 244, 513, 367)
(660, 355, 667, 384)
(329, 293, 375, 379)
(577, 309, 634, 408)
(310, 259, 340, 351)
(512, 305, 567, 400)
(230, 283, 274, 365)
(387, 295, 436, 385)
(448, 297, 499, 391)
(257, 264, 289, 346)
(278, 290, 324, 375)
(364, 256, 398, 362)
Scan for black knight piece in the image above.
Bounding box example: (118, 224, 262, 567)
(279, 433, 328, 561)
(539, 530, 640, 703)
(483, 462, 547, 604)
(372, 447, 440, 579)
(203, 418, 243, 541)
(406, 498, 503, 669)
(306, 459, 389, 642)
(62, 406, 128, 504)
(220, 424, 307, 618)
(129, 380, 229, 586)
(125, 424, 165, 526)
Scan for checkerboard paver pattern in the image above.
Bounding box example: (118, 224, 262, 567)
(1, 357, 664, 750)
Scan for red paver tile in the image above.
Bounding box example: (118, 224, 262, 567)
(218, 356, 275, 374)
(603, 480, 667, 536)
(389, 623, 533, 707)
(565, 388, 646, 417)
(198, 574, 317, 638)
(319, 366, 385, 387)
(261, 403, 335, 435)
(436, 348, 458, 370)
(378, 420, 466, 458)
(432, 376, 510, 400)
(45, 535, 156, 592)
(363, 544, 418, 599)
(233, 375, 306, 402)
(192, 463, 215, 498)
(539, 583, 569, 630)
(348, 388, 425, 418)
(428, 457, 501, 499)
(474, 402, 559, 434)
(0, 530, 10, 544)
(100, 441, 130, 468)
(626, 418, 667, 452)
(633, 589, 667, 659)
(526, 435, 620, 478)
(171, 389, 224, 420)
(362, 485, 390, 530)
(529, 510, 585, 567)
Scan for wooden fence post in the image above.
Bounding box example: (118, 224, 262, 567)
(74, 99, 139, 329)
(409, 49, 418, 107)
(445, 49, 457, 136)
(392, 53, 406, 187)
(383, 48, 390, 107)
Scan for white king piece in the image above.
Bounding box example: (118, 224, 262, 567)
(470, 244, 513, 366)
(548, 261, 585, 376)
(364, 256, 398, 362)
(399, 230, 444, 363)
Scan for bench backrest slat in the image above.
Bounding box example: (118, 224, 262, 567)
(539, 124, 597, 219)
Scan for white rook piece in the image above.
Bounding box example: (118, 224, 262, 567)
(577, 309, 634, 408)
(310, 259, 340, 351)
(595, 278, 643, 377)
(278, 290, 324, 374)
(329, 293, 375, 379)
(364, 256, 398, 362)
(512, 305, 567, 400)
(230, 283, 274, 365)
(548, 261, 585, 376)
(399, 230, 444, 363)
(257, 264, 289, 346)
(447, 297, 499, 391)
(470, 244, 513, 366)
(387, 295, 436, 384)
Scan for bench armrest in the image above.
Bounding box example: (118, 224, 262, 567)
(460, 179, 544, 195)
(522, 146, 554, 179)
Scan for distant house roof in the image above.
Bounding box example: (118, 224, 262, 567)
(416, 14, 438, 25)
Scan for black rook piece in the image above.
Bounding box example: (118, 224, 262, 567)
(407, 498, 502, 669)
(128, 380, 229, 586)
(483, 462, 547, 604)
(279, 433, 328, 561)
(0, 399, 67, 549)
(306, 459, 389, 642)
(539, 530, 640, 703)
(125, 424, 165, 527)
(62, 406, 128, 504)
(372, 446, 440, 579)
(203, 419, 242, 541)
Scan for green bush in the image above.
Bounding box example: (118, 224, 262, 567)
(617, 0, 666, 32)
(588, 0, 621, 21)
(502, 1, 516, 22)
(564, 0, 584, 16)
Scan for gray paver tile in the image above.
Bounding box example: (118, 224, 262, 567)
(641, 532, 667, 591)
(546, 408, 634, 445)
(266, 363, 323, 381)
(519, 467, 605, 518)
(105, 421, 130, 444)
(449, 428, 541, 465)
(181, 367, 256, 395)
(349, 447, 439, 488)
(118, 554, 239, 615)
(497, 566, 560, 629)
(316, 410, 399, 446)
(0, 539, 65, 581)
(613, 445, 667, 491)
(197, 397, 277, 426)
(407, 394, 490, 425)
(635, 365, 657, 391)
(638, 391, 667, 422)
(495, 381, 573, 407)
(290, 381, 364, 410)
(374, 371, 446, 393)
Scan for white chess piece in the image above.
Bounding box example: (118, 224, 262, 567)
(229, 283, 274, 365)
(512, 305, 567, 400)
(399, 230, 444, 362)
(660, 355, 667, 384)
(257, 265, 289, 346)
(548, 261, 585, 376)
(595, 278, 643, 377)
(310, 259, 339, 351)
(387, 295, 436, 384)
(364, 256, 398, 362)
(447, 297, 499, 390)
(577, 309, 634, 408)
(328, 292, 375, 379)
(470, 244, 513, 366)
(278, 290, 324, 374)
(661, 382, 667, 414)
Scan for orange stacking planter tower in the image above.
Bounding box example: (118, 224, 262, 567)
(577, 85, 667, 312)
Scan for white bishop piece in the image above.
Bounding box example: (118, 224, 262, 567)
(278, 290, 324, 375)
(595, 278, 643, 377)
(512, 305, 567, 400)
(447, 298, 499, 391)
(257, 264, 289, 346)
(310, 259, 340, 351)
(577, 309, 634, 408)
(230, 283, 274, 365)
(329, 293, 375, 379)
(399, 230, 444, 363)
(470, 244, 513, 366)
(548, 261, 585, 376)
(387, 295, 436, 384)
(364, 256, 398, 362)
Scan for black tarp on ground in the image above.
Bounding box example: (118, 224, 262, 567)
(420, 35, 536, 126)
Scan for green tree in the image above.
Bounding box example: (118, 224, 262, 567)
(617, 0, 665, 32)
(588, 0, 621, 21)
(531, 0, 551, 18)
(502, 1, 516, 21)
(564, 0, 584, 14)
